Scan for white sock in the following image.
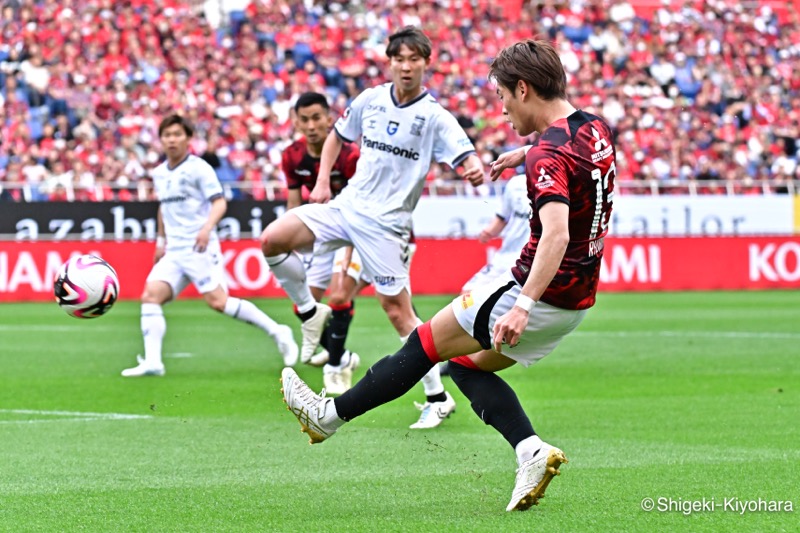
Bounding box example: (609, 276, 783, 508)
(320, 398, 347, 429)
(141, 303, 165, 366)
(266, 252, 316, 313)
(421, 365, 445, 396)
(515, 435, 544, 465)
(224, 297, 280, 336)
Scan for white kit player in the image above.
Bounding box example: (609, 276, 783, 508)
(462, 174, 532, 293)
(121, 115, 297, 377)
(260, 27, 485, 427)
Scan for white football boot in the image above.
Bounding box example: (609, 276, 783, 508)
(273, 325, 299, 367)
(409, 391, 456, 429)
(121, 355, 165, 377)
(307, 349, 330, 367)
(300, 303, 332, 364)
(280, 367, 339, 444)
(506, 444, 568, 511)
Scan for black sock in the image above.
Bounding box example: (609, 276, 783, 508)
(298, 307, 316, 322)
(334, 329, 434, 421)
(449, 361, 535, 449)
(427, 392, 447, 403)
(327, 302, 354, 367)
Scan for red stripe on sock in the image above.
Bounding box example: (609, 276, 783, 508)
(450, 355, 480, 370)
(292, 304, 299, 315)
(329, 302, 353, 312)
(417, 321, 441, 363)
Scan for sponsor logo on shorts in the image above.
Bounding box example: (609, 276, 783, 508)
(461, 292, 474, 309)
(374, 275, 396, 286)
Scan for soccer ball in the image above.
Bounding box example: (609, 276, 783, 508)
(54, 254, 120, 319)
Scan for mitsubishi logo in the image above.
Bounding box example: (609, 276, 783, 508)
(592, 127, 608, 151)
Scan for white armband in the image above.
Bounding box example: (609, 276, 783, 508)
(514, 294, 536, 313)
(156, 236, 166, 248)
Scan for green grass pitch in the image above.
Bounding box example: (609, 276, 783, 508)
(0, 291, 797, 532)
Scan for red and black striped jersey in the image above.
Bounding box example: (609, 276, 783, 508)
(282, 138, 359, 199)
(512, 110, 616, 310)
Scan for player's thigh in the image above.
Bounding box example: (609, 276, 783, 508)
(306, 249, 336, 291)
(349, 226, 410, 297)
(181, 243, 228, 295)
(202, 285, 229, 312)
(291, 204, 351, 255)
(260, 211, 317, 255)
(451, 275, 587, 367)
(145, 252, 190, 302)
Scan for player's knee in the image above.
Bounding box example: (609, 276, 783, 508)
(327, 290, 349, 307)
(206, 294, 227, 313)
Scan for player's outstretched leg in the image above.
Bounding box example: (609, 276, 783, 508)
(220, 295, 299, 367)
(448, 357, 567, 511)
(281, 325, 438, 440)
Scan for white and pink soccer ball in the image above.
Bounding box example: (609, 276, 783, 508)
(54, 254, 120, 319)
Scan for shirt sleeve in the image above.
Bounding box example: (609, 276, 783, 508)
(282, 148, 300, 189)
(334, 88, 372, 142)
(198, 159, 224, 200)
(432, 109, 475, 167)
(342, 145, 360, 179)
(526, 145, 570, 209)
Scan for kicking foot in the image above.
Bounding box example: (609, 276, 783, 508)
(280, 367, 338, 444)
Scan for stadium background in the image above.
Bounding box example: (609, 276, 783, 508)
(1, 0, 799, 300)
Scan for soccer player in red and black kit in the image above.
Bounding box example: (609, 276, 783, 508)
(280, 40, 616, 512)
(282, 92, 361, 384)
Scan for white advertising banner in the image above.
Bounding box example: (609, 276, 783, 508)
(413, 195, 795, 237)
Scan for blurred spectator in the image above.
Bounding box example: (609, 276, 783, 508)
(0, 0, 798, 202)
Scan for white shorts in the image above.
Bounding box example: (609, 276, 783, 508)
(293, 203, 412, 296)
(303, 250, 336, 290)
(461, 252, 518, 293)
(451, 275, 587, 367)
(147, 242, 226, 297)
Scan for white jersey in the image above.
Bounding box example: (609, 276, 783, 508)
(332, 82, 475, 231)
(496, 174, 532, 257)
(151, 154, 224, 250)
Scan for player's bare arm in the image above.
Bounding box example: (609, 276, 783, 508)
(286, 188, 302, 210)
(459, 154, 485, 186)
(195, 196, 227, 253)
(492, 201, 569, 351)
(154, 206, 166, 264)
(479, 215, 509, 243)
(311, 130, 344, 204)
(489, 136, 539, 181)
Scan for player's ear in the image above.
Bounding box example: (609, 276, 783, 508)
(517, 79, 527, 100)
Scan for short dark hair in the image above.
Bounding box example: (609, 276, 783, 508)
(294, 92, 329, 112)
(489, 40, 567, 101)
(386, 26, 432, 59)
(158, 114, 194, 137)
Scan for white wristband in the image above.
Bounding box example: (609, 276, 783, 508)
(514, 294, 536, 313)
(156, 236, 166, 248)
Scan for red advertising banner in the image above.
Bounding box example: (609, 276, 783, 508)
(1, 237, 798, 302)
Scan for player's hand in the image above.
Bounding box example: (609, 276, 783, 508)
(194, 227, 211, 253)
(153, 247, 165, 264)
(460, 154, 485, 187)
(309, 182, 331, 204)
(492, 307, 529, 353)
(478, 228, 494, 243)
(489, 137, 538, 181)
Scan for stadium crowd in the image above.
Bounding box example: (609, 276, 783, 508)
(0, 0, 799, 202)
